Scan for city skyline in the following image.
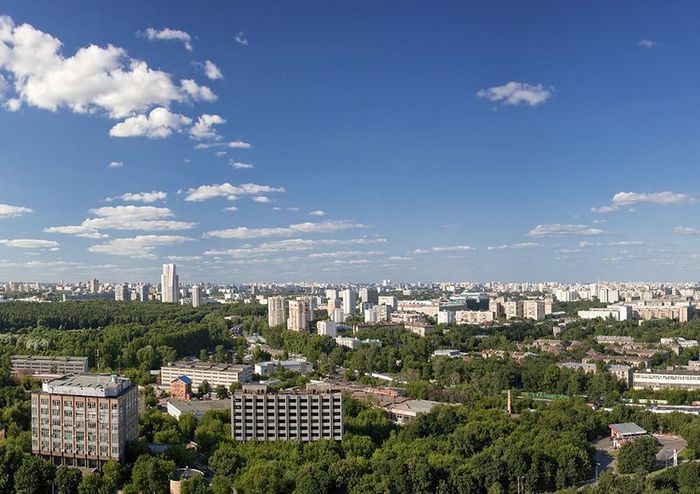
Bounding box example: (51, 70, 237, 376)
(3, 1, 700, 283)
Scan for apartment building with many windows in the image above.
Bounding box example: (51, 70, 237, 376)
(31, 374, 138, 469)
(160, 360, 253, 389)
(231, 383, 343, 442)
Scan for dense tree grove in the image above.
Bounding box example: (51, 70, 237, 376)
(4, 301, 700, 493)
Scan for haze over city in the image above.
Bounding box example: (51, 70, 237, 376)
(2, 1, 700, 283)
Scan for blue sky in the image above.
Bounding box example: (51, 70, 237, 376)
(1, 1, 700, 283)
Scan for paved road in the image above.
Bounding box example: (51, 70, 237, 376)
(654, 434, 687, 466)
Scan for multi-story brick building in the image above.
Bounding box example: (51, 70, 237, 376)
(31, 374, 138, 469)
(231, 383, 343, 442)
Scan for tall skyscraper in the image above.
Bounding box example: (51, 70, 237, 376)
(341, 288, 356, 319)
(268, 296, 287, 327)
(161, 263, 179, 303)
(191, 285, 202, 308)
(287, 299, 310, 332)
(89, 278, 99, 294)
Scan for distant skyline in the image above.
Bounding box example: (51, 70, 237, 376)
(2, 1, 700, 283)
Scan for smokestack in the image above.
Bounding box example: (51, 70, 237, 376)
(507, 389, 513, 414)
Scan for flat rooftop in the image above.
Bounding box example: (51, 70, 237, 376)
(42, 374, 133, 397)
(610, 422, 647, 436)
(11, 355, 88, 363)
(166, 399, 230, 414)
(163, 360, 251, 372)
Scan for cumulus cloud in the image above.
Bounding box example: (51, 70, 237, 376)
(252, 196, 271, 203)
(0, 203, 33, 218)
(477, 81, 552, 107)
(203, 60, 223, 80)
(184, 183, 284, 202)
(224, 206, 238, 212)
(590, 205, 619, 214)
(0, 16, 216, 120)
(142, 27, 193, 51)
(189, 114, 225, 140)
(412, 245, 475, 254)
(108, 160, 124, 168)
(612, 191, 696, 206)
(674, 226, 699, 236)
(0, 238, 59, 249)
(179, 79, 217, 102)
(638, 39, 657, 48)
(527, 224, 605, 237)
(230, 161, 253, 170)
(109, 107, 192, 138)
(235, 32, 248, 46)
(105, 191, 167, 203)
(205, 220, 367, 239)
(309, 210, 326, 216)
(487, 242, 541, 250)
(47, 206, 195, 236)
(88, 234, 192, 259)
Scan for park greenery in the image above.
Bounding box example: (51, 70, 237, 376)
(3, 300, 700, 492)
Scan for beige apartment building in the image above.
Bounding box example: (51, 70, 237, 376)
(31, 374, 138, 469)
(231, 383, 343, 442)
(267, 296, 287, 327)
(160, 360, 253, 389)
(11, 355, 89, 378)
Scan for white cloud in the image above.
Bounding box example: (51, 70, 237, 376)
(288, 207, 299, 211)
(477, 81, 552, 107)
(235, 32, 248, 46)
(185, 183, 284, 202)
(612, 191, 696, 206)
(227, 140, 251, 149)
(108, 160, 124, 168)
(47, 206, 195, 235)
(389, 256, 413, 261)
(674, 226, 698, 236)
(204, 237, 386, 257)
(109, 107, 192, 138)
(179, 79, 217, 102)
(189, 114, 225, 140)
(308, 250, 383, 259)
(487, 242, 541, 250)
(105, 191, 167, 203)
(203, 60, 223, 80)
(252, 196, 271, 203)
(527, 224, 605, 237)
(88, 234, 192, 259)
(0, 16, 211, 120)
(0, 238, 59, 249)
(230, 161, 253, 170)
(591, 205, 619, 214)
(638, 39, 657, 48)
(44, 225, 108, 239)
(412, 245, 475, 254)
(309, 210, 326, 216)
(194, 140, 252, 150)
(224, 206, 238, 212)
(0, 203, 33, 218)
(205, 220, 367, 239)
(142, 27, 193, 51)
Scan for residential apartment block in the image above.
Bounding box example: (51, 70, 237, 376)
(231, 383, 343, 442)
(11, 355, 89, 379)
(160, 360, 253, 389)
